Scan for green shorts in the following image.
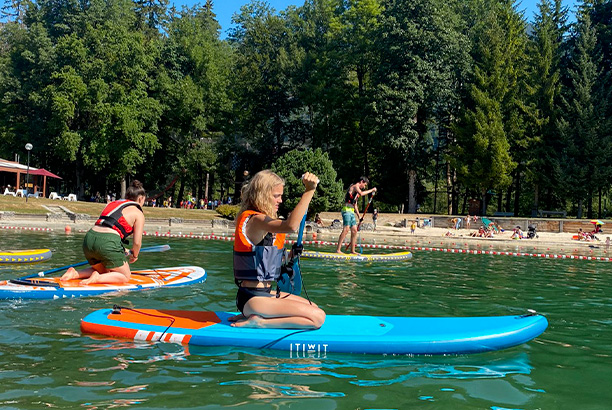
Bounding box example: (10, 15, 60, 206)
(82, 229, 127, 269)
(341, 209, 357, 227)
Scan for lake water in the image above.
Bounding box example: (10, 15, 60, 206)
(0, 230, 611, 409)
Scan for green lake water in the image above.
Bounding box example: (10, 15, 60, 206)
(0, 231, 611, 409)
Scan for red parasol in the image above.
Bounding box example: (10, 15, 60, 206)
(29, 168, 62, 179)
(28, 168, 62, 198)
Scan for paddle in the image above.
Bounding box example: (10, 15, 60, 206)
(277, 213, 305, 296)
(357, 192, 375, 231)
(18, 244, 171, 280)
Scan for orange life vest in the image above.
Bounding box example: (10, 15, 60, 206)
(233, 210, 286, 282)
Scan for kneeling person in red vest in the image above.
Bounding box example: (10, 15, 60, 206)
(61, 181, 146, 285)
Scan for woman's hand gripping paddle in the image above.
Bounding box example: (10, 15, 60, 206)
(17, 244, 171, 281)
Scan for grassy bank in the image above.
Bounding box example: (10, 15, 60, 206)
(0, 196, 218, 221)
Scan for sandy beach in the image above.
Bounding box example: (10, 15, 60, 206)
(1, 212, 609, 259)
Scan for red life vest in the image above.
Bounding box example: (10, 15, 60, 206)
(344, 185, 360, 205)
(95, 199, 143, 240)
(233, 210, 286, 283)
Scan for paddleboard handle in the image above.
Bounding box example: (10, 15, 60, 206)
(112, 305, 123, 315)
(519, 309, 539, 318)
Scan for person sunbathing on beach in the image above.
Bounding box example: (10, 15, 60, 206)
(511, 227, 524, 240)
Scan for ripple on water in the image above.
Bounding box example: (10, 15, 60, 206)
(0, 234, 611, 408)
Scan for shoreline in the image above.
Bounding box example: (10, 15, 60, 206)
(2, 216, 610, 259)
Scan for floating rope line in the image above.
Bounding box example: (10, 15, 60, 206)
(138, 232, 612, 262)
(3, 225, 609, 261)
(1, 226, 53, 231)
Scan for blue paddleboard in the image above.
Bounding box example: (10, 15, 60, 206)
(81, 308, 547, 355)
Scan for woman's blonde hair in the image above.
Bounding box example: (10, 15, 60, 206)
(238, 170, 285, 219)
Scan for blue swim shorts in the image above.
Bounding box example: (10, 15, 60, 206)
(341, 209, 357, 227)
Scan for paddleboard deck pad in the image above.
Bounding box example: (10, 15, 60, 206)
(302, 250, 412, 262)
(0, 266, 205, 299)
(81, 309, 547, 355)
(0, 249, 52, 264)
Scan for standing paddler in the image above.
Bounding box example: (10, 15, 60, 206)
(335, 176, 377, 254)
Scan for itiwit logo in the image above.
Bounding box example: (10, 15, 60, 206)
(289, 342, 329, 358)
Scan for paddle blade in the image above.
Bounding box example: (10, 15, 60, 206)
(277, 260, 302, 296)
(141, 244, 171, 253)
(278, 209, 306, 295)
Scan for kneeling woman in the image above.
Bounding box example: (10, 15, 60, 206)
(231, 170, 326, 329)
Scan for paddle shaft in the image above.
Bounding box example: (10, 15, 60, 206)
(358, 193, 375, 229)
(21, 244, 171, 279)
(296, 213, 306, 246)
(295, 213, 309, 300)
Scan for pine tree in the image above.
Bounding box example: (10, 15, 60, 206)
(558, 7, 605, 218)
(525, 0, 568, 213)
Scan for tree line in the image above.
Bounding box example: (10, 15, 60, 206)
(1, 0, 611, 218)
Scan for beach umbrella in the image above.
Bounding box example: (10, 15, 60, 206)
(590, 220, 605, 225)
(28, 168, 62, 197)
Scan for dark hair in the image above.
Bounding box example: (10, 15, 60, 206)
(360, 176, 370, 185)
(126, 180, 146, 200)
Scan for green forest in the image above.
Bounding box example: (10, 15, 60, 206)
(1, 0, 611, 218)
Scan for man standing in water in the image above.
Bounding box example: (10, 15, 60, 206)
(335, 177, 377, 254)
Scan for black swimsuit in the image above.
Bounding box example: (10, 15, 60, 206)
(236, 286, 274, 314)
(235, 233, 278, 314)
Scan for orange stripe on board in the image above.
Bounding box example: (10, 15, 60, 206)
(108, 309, 221, 330)
(80, 321, 140, 340)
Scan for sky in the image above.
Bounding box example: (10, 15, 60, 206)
(168, 0, 580, 38)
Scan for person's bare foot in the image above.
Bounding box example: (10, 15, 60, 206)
(228, 313, 245, 323)
(80, 271, 100, 285)
(230, 315, 263, 328)
(335, 249, 344, 254)
(60, 267, 79, 281)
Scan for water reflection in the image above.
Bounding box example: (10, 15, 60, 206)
(2, 232, 612, 408)
(219, 379, 345, 399)
(81, 398, 147, 409)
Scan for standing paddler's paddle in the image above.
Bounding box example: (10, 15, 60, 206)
(18, 244, 171, 280)
(357, 192, 375, 231)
